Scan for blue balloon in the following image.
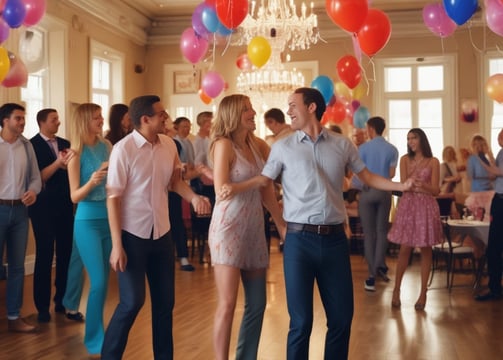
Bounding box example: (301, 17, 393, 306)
(202, 6, 220, 33)
(311, 75, 334, 105)
(216, 23, 232, 36)
(442, 0, 478, 25)
(3, 0, 27, 29)
(353, 106, 370, 129)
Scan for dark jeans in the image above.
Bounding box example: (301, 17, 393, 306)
(101, 231, 175, 360)
(168, 192, 189, 258)
(487, 194, 503, 295)
(283, 228, 353, 360)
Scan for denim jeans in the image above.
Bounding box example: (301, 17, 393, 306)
(0, 204, 29, 318)
(283, 228, 354, 360)
(101, 231, 174, 360)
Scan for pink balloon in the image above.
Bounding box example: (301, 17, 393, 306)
(2, 51, 27, 87)
(0, 0, 6, 10)
(486, 0, 503, 37)
(23, 0, 46, 26)
(180, 27, 209, 64)
(422, 3, 456, 38)
(201, 71, 224, 98)
(0, 18, 10, 43)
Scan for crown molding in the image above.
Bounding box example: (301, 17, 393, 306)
(62, 0, 151, 45)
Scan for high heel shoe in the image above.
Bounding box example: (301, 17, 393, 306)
(391, 289, 401, 308)
(415, 293, 427, 311)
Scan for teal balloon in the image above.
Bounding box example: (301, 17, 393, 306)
(354, 106, 370, 128)
(311, 75, 334, 105)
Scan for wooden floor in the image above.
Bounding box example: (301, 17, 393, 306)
(1, 238, 502, 360)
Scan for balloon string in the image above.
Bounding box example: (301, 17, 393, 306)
(468, 20, 484, 54)
(221, 33, 232, 57)
(359, 60, 371, 97)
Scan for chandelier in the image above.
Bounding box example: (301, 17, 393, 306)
(234, 0, 319, 114)
(233, 0, 320, 51)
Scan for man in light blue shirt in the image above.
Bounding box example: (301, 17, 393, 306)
(261, 88, 411, 360)
(358, 116, 398, 291)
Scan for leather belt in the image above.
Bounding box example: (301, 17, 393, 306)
(287, 222, 344, 235)
(0, 199, 24, 206)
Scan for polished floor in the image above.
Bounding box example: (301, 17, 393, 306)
(0, 238, 502, 360)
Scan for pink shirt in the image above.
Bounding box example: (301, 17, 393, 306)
(106, 130, 181, 240)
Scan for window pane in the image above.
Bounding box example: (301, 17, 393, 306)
(491, 102, 503, 154)
(489, 59, 503, 74)
(385, 67, 411, 92)
(421, 127, 443, 160)
(388, 100, 412, 128)
(418, 66, 443, 91)
(418, 98, 442, 127)
(388, 129, 408, 181)
(92, 58, 110, 90)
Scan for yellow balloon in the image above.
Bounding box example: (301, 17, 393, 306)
(247, 36, 271, 68)
(334, 81, 351, 99)
(0, 47, 11, 83)
(351, 81, 367, 100)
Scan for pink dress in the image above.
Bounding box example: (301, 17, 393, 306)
(208, 145, 268, 270)
(388, 159, 442, 247)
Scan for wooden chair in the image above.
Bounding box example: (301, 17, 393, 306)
(444, 221, 477, 291)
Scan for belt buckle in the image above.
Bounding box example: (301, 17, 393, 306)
(317, 225, 329, 235)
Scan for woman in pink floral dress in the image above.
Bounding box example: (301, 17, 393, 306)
(388, 128, 442, 311)
(208, 94, 286, 360)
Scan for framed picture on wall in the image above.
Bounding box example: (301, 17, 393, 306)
(173, 70, 200, 94)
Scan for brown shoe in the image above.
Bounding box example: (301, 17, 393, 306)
(8, 318, 37, 333)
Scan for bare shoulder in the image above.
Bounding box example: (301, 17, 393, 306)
(254, 137, 271, 157)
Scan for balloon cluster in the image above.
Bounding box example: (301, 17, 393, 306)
(326, 0, 391, 58)
(181, 0, 250, 103)
(0, 0, 46, 87)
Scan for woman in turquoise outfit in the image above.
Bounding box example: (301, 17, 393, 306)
(63, 103, 112, 356)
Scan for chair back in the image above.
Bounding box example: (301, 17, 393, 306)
(436, 196, 453, 217)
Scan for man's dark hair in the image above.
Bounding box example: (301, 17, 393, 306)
(294, 87, 326, 121)
(173, 117, 190, 130)
(129, 95, 160, 128)
(366, 116, 385, 135)
(264, 108, 285, 124)
(0, 103, 25, 127)
(36, 108, 57, 126)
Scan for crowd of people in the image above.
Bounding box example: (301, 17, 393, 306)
(0, 87, 501, 359)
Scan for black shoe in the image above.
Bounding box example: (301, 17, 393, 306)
(279, 242, 284, 252)
(475, 292, 502, 301)
(378, 267, 390, 282)
(180, 264, 195, 272)
(364, 278, 376, 291)
(37, 312, 51, 323)
(54, 304, 66, 314)
(66, 312, 85, 322)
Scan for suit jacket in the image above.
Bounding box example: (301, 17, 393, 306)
(28, 133, 73, 216)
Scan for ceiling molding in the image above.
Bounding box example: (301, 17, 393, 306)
(62, 0, 151, 45)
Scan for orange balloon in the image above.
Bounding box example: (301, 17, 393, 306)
(357, 9, 391, 57)
(324, 101, 347, 124)
(198, 88, 212, 104)
(486, 73, 503, 103)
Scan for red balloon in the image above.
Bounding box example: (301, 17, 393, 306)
(323, 101, 347, 124)
(236, 52, 252, 71)
(1, 51, 27, 88)
(336, 55, 362, 89)
(215, 0, 248, 30)
(326, 0, 368, 33)
(357, 9, 391, 57)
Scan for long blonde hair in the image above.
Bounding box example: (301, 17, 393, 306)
(70, 103, 102, 154)
(209, 94, 264, 163)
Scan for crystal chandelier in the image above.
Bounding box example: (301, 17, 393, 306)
(233, 0, 320, 51)
(234, 0, 319, 113)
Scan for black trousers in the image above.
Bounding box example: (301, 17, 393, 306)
(487, 194, 503, 295)
(30, 207, 74, 313)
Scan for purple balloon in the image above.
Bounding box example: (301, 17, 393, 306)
(486, 0, 503, 37)
(0, 18, 10, 43)
(192, 3, 211, 38)
(3, 0, 26, 28)
(201, 71, 225, 98)
(180, 27, 209, 64)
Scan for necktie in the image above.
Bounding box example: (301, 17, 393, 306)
(47, 139, 58, 157)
